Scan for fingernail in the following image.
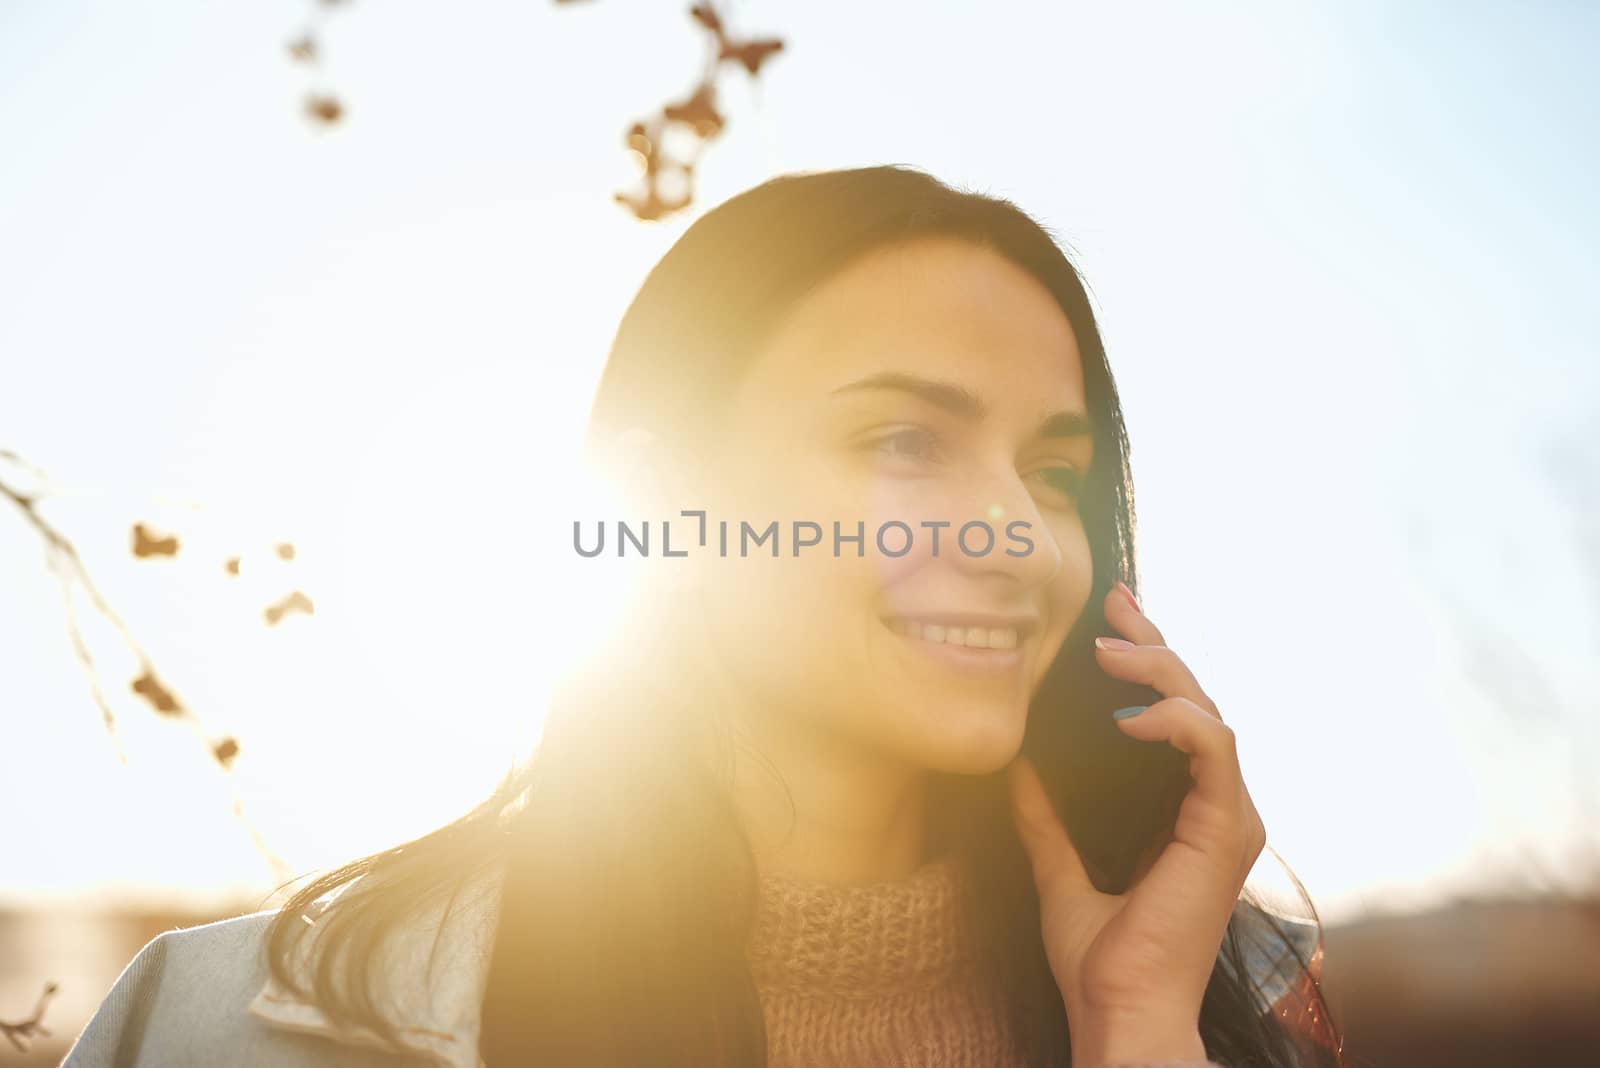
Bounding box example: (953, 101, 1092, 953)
(1115, 580, 1141, 614)
(1095, 636, 1135, 651)
(1112, 705, 1147, 720)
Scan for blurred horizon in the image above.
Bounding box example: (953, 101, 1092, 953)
(2, 0, 1598, 933)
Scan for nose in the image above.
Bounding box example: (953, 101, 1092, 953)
(944, 465, 1063, 589)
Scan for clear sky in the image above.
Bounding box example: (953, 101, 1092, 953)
(2, 0, 1596, 925)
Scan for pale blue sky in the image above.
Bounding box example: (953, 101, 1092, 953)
(1, 1, 1596, 923)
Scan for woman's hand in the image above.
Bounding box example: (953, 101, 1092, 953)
(1007, 582, 1267, 1067)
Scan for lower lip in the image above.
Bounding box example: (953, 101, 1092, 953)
(882, 619, 1025, 671)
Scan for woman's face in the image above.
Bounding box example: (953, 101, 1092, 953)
(690, 237, 1096, 776)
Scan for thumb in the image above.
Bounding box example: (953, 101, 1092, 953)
(1008, 755, 1095, 898)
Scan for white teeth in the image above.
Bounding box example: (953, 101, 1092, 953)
(888, 619, 1021, 651)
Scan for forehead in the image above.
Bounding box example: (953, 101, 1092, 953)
(735, 237, 1086, 412)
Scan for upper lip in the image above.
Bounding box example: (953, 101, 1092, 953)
(884, 611, 1040, 635)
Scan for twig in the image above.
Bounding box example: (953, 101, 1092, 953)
(280, 1, 786, 220)
(0, 981, 58, 1054)
(1, 454, 297, 889)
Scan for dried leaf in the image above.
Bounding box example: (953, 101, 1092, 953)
(304, 94, 344, 124)
(213, 736, 240, 769)
(663, 83, 724, 139)
(131, 670, 183, 716)
(720, 37, 784, 76)
(131, 522, 179, 558)
(625, 121, 666, 177)
(615, 186, 692, 223)
(264, 589, 315, 625)
(689, 3, 723, 36)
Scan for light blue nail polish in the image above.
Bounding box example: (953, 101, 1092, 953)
(1111, 705, 1147, 720)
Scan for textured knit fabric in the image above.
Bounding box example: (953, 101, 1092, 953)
(742, 852, 1225, 1068)
(744, 851, 1022, 1068)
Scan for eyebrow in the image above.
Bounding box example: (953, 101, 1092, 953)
(829, 371, 1093, 440)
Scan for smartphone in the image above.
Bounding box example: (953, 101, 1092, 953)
(1021, 640, 1191, 895)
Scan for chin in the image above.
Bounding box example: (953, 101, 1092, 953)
(910, 711, 1026, 777)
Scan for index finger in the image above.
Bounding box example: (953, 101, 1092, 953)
(1114, 697, 1244, 822)
(1104, 581, 1166, 646)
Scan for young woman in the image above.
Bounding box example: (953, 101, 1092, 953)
(65, 165, 1342, 1068)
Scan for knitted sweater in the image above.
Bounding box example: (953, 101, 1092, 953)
(743, 852, 1224, 1068)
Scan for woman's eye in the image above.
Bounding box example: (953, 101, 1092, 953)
(1030, 466, 1085, 504)
(870, 427, 942, 462)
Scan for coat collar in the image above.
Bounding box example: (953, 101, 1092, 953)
(247, 862, 507, 1068)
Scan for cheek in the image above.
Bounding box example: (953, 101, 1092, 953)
(1042, 522, 1096, 657)
(699, 533, 877, 689)
(685, 434, 896, 723)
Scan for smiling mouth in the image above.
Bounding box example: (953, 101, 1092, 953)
(880, 616, 1033, 669)
(885, 618, 1024, 648)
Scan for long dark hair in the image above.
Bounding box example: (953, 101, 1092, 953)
(262, 165, 1344, 1067)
